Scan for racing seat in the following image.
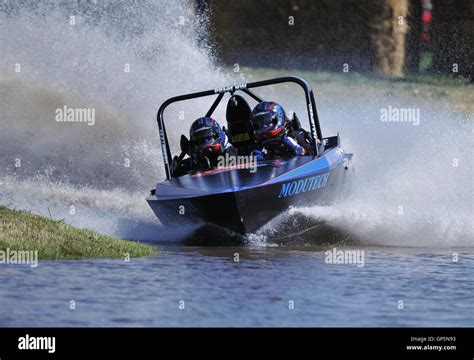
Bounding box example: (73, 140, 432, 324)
(225, 95, 256, 155)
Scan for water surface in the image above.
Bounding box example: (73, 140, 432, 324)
(1, 244, 472, 327)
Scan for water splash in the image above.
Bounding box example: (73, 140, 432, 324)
(1, 1, 472, 247)
(249, 87, 473, 248)
(0, 0, 228, 240)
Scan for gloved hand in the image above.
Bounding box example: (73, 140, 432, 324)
(250, 149, 264, 161)
(171, 155, 180, 175)
(282, 136, 305, 155)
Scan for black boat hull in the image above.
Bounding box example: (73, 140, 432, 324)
(146, 147, 352, 234)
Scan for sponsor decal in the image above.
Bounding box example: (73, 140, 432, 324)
(308, 103, 314, 121)
(230, 133, 250, 143)
(159, 129, 168, 165)
(278, 173, 329, 198)
(335, 146, 345, 155)
(214, 83, 247, 94)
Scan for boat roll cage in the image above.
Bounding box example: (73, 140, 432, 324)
(157, 76, 323, 180)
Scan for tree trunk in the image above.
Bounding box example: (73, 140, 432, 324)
(372, 0, 409, 77)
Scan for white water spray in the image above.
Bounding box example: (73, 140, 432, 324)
(0, 1, 230, 240)
(1, 1, 472, 246)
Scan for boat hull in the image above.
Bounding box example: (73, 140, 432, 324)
(146, 148, 352, 234)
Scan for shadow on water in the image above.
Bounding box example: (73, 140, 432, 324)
(180, 212, 361, 248)
(114, 217, 202, 243)
(112, 205, 361, 248)
(257, 213, 361, 247)
(183, 224, 246, 246)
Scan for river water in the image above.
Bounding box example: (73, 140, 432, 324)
(1, 1, 473, 327)
(1, 244, 473, 327)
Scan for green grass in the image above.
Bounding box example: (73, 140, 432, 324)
(0, 205, 156, 260)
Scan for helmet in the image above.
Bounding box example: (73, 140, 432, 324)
(250, 101, 287, 141)
(189, 117, 226, 157)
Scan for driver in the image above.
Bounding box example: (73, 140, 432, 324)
(249, 101, 315, 160)
(172, 117, 236, 175)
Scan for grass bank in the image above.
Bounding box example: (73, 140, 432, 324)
(0, 205, 155, 260)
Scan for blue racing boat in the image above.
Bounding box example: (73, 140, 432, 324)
(146, 77, 353, 234)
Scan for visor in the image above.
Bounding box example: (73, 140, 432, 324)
(252, 111, 277, 129)
(191, 127, 218, 144)
(255, 126, 284, 139)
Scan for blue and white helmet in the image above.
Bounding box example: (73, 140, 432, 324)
(189, 117, 228, 156)
(250, 101, 287, 140)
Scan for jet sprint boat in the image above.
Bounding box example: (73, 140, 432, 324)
(146, 77, 353, 234)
